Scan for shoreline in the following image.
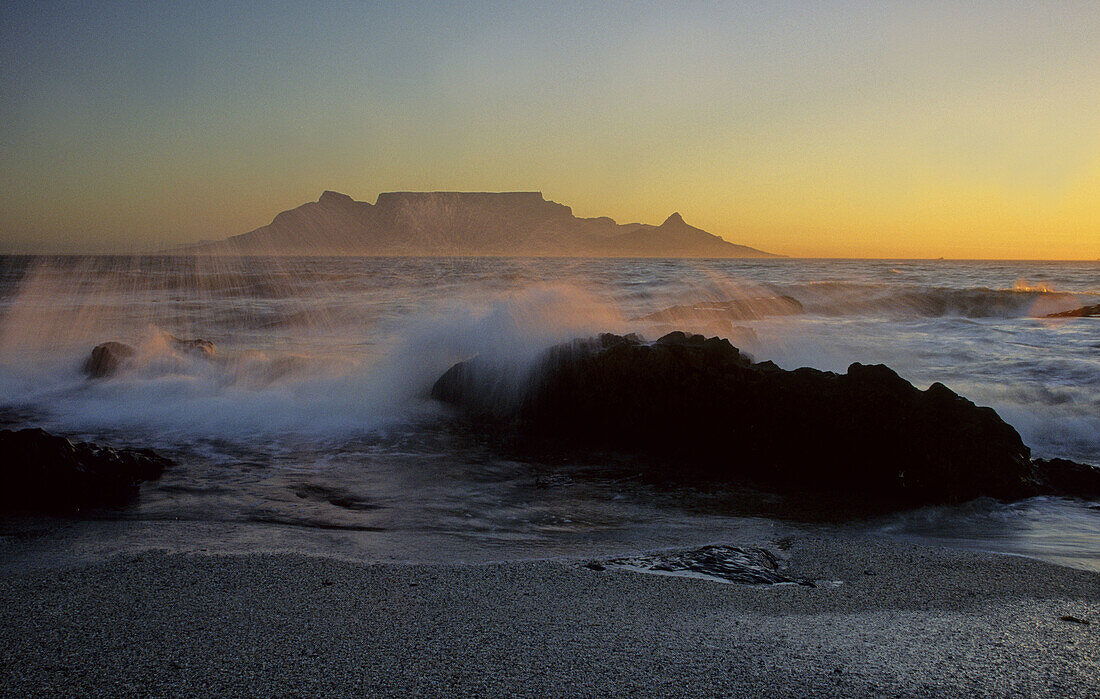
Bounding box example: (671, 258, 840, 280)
(2, 534, 1096, 696)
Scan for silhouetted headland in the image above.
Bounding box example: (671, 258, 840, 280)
(184, 191, 780, 257)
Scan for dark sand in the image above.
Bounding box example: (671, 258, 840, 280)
(1, 535, 1097, 697)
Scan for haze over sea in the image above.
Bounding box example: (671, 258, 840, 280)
(1, 255, 1097, 570)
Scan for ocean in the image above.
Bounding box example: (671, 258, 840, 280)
(1, 256, 1097, 570)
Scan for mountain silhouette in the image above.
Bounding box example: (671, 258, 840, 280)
(186, 191, 780, 257)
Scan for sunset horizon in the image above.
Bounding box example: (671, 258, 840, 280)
(3, 185, 1098, 260)
(3, 2, 1098, 259)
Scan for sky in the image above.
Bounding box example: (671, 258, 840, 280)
(1, 1, 1098, 258)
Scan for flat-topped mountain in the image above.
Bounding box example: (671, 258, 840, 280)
(187, 191, 780, 257)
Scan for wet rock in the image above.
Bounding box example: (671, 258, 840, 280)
(1033, 458, 1100, 497)
(0, 428, 172, 512)
(535, 473, 574, 489)
(82, 341, 136, 378)
(82, 336, 215, 379)
(599, 545, 812, 585)
(1045, 304, 1100, 318)
(432, 332, 1052, 506)
(291, 483, 378, 512)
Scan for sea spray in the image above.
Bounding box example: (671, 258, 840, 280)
(0, 256, 1097, 463)
(0, 255, 1096, 569)
(0, 275, 628, 442)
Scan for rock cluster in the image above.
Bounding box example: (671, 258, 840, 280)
(82, 336, 216, 379)
(0, 428, 172, 512)
(433, 332, 1098, 506)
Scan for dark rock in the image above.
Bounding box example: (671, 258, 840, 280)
(1033, 458, 1100, 497)
(0, 428, 172, 512)
(1045, 304, 1100, 318)
(1059, 615, 1089, 625)
(82, 342, 135, 378)
(432, 332, 1048, 506)
(82, 337, 216, 379)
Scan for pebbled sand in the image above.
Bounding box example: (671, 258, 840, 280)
(1, 535, 1097, 697)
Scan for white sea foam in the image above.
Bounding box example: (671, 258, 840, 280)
(0, 256, 1096, 463)
(0, 255, 1096, 570)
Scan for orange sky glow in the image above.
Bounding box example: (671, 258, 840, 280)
(1, 2, 1098, 259)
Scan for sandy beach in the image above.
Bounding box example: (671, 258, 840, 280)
(2, 534, 1096, 697)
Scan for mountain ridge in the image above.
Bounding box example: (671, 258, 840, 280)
(185, 191, 781, 258)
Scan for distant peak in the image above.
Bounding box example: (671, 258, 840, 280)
(318, 190, 354, 204)
(200, 190, 780, 258)
(376, 191, 544, 202)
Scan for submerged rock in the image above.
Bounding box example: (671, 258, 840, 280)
(167, 335, 216, 358)
(0, 428, 172, 512)
(432, 331, 1095, 506)
(1045, 304, 1100, 318)
(595, 545, 812, 586)
(291, 482, 379, 512)
(82, 342, 136, 378)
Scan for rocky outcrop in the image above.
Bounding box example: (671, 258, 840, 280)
(0, 428, 172, 512)
(186, 191, 781, 258)
(1033, 458, 1100, 497)
(82, 342, 136, 378)
(82, 337, 215, 378)
(1045, 304, 1100, 318)
(432, 332, 1098, 506)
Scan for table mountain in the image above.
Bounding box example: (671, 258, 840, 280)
(186, 191, 779, 257)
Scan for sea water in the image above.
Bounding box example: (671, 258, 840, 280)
(0, 256, 1097, 570)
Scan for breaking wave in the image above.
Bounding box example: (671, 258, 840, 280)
(769, 281, 1094, 318)
(0, 255, 1097, 464)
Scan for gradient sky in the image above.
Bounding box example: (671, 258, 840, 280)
(1, 1, 1098, 258)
